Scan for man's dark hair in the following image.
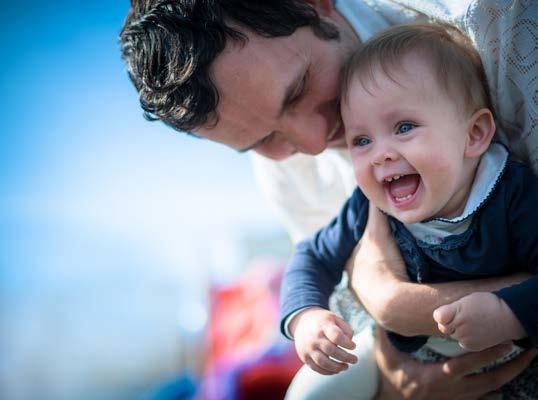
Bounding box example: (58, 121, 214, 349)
(120, 0, 339, 133)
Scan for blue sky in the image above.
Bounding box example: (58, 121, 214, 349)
(0, 1, 281, 280)
(0, 2, 285, 399)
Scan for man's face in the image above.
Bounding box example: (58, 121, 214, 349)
(196, 11, 358, 160)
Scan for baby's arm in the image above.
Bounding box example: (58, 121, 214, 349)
(279, 190, 369, 372)
(434, 164, 538, 351)
(348, 206, 529, 337)
(433, 292, 526, 351)
(289, 306, 358, 375)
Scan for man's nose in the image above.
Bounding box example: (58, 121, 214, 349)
(284, 116, 329, 156)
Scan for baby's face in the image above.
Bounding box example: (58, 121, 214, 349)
(341, 57, 476, 224)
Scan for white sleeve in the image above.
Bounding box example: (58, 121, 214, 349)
(250, 150, 356, 244)
(282, 307, 310, 340)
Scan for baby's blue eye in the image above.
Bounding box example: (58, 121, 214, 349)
(353, 136, 371, 147)
(397, 122, 415, 134)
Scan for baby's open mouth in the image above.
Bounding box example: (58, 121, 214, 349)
(383, 174, 420, 203)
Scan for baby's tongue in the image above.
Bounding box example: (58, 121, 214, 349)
(388, 174, 420, 198)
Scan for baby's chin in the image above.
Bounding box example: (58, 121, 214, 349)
(399, 216, 424, 224)
(379, 207, 425, 225)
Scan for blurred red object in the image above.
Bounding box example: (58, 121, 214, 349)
(199, 258, 302, 400)
(206, 258, 283, 365)
(235, 351, 303, 400)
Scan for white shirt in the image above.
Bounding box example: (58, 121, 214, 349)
(252, 0, 538, 245)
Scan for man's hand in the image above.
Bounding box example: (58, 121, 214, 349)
(347, 204, 530, 337)
(375, 327, 538, 400)
(433, 292, 526, 351)
(289, 307, 358, 375)
(346, 205, 410, 329)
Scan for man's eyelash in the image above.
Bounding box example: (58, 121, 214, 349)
(290, 71, 308, 105)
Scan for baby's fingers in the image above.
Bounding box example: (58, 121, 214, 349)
(306, 349, 349, 375)
(436, 321, 456, 337)
(325, 318, 355, 350)
(319, 339, 358, 364)
(433, 303, 457, 325)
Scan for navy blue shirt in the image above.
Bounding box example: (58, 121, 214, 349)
(280, 160, 538, 352)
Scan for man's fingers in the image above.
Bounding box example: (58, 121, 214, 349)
(442, 343, 513, 376)
(464, 348, 538, 394)
(375, 327, 415, 369)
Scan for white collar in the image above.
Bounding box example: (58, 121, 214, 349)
(405, 143, 508, 244)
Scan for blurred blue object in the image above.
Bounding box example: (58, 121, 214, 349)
(143, 374, 197, 400)
(0, 1, 285, 400)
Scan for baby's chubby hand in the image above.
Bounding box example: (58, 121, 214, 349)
(433, 292, 525, 352)
(289, 306, 358, 375)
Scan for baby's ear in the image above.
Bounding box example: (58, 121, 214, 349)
(465, 108, 496, 159)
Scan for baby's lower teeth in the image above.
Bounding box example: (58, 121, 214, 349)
(395, 194, 412, 202)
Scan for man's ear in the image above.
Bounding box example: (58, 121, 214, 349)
(465, 108, 496, 158)
(305, 0, 334, 16)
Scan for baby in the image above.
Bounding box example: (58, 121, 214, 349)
(280, 22, 538, 395)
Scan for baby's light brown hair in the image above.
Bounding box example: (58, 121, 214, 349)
(341, 22, 492, 117)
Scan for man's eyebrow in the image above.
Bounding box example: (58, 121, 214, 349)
(278, 65, 308, 117)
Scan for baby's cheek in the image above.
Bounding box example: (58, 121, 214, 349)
(354, 170, 373, 192)
(426, 150, 455, 171)
(356, 174, 384, 207)
(420, 154, 454, 183)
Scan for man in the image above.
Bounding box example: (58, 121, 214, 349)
(120, 1, 538, 398)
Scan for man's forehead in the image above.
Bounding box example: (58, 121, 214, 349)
(200, 29, 309, 148)
(211, 28, 304, 86)
(197, 101, 266, 145)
